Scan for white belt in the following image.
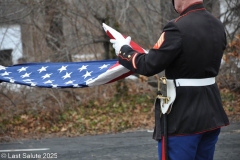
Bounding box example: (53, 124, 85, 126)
(173, 77, 215, 87)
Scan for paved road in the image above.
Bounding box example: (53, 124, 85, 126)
(0, 123, 239, 160)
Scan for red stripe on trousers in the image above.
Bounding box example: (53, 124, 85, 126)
(162, 136, 166, 160)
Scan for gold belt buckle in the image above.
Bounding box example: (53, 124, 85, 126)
(157, 77, 170, 105)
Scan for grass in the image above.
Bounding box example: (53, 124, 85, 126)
(0, 82, 156, 141)
(0, 80, 239, 141)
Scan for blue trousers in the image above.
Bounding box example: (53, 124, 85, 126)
(158, 128, 220, 160)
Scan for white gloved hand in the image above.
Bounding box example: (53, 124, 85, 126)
(110, 36, 131, 55)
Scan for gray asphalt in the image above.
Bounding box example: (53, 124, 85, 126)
(0, 123, 239, 160)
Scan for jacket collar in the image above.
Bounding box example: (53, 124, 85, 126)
(180, 2, 205, 16)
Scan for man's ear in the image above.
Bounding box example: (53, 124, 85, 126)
(172, 0, 178, 13)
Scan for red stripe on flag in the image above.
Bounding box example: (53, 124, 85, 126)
(109, 61, 120, 69)
(107, 71, 132, 84)
(106, 30, 115, 39)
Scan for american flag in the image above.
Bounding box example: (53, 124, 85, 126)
(0, 24, 146, 88)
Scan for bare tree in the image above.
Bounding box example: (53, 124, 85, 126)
(217, 0, 240, 91)
(220, 0, 240, 40)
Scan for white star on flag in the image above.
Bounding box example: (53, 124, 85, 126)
(10, 79, 15, 83)
(78, 65, 88, 72)
(38, 66, 48, 73)
(65, 80, 75, 84)
(21, 72, 31, 78)
(62, 72, 72, 80)
(73, 84, 80, 87)
(99, 64, 109, 70)
(58, 66, 68, 73)
(23, 79, 34, 82)
(30, 83, 37, 86)
(42, 73, 52, 79)
(44, 80, 54, 84)
(1, 71, 11, 76)
(51, 84, 58, 88)
(17, 67, 28, 73)
(83, 71, 92, 79)
(85, 78, 94, 83)
(0, 65, 6, 71)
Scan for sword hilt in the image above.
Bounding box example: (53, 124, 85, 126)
(157, 76, 170, 104)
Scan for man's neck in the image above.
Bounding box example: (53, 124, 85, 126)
(176, 0, 203, 14)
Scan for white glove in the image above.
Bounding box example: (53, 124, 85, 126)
(110, 36, 131, 55)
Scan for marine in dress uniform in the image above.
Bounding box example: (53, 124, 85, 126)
(110, 1, 229, 160)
